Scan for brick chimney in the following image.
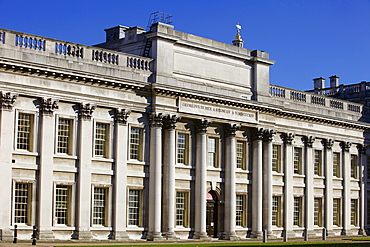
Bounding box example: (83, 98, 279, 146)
(313, 77, 325, 89)
(329, 75, 339, 88)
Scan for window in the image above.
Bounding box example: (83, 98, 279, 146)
(128, 189, 141, 226)
(236, 141, 246, 169)
(176, 192, 188, 227)
(93, 187, 107, 226)
(130, 127, 142, 161)
(367, 156, 370, 179)
(293, 147, 303, 175)
(314, 198, 323, 227)
(207, 137, 218, 167)
(14, 183, 32, 224)
(272, 145, 281, 173)
(57, 118, 72, 154)
(55, 185, 71, 225)
(272, 196, 282, 227)
(367, 199, 370, 226)
(177, 133, 188, 165)
(236, 195, 245, 227)
(314, 150, 322, 176)
(333, 198, 341, 226)
(333, 152, 341, 178)
(95, 123, 109, 157)
(293, 197, 302, 226)
(17, 113, 33, 151)
(351, 155, 358, 179)
(351, 199, 358, 226)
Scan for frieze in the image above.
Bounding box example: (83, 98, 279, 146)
(179, 99, 257, 123)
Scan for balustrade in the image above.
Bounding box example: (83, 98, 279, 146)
(127, 57, 151, 71)
(290, 91, 306, 102)
(55, 43, 83, 58)
(15, 35, 45, 50)
(269, 86, 285, 98)
(311, 95, 325, 106)
(330, 100, 344, 109)
(0, 32, 4, 44)
(92, 50, 119, 65)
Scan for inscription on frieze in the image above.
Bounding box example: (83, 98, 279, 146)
(179, 99, 258, 123)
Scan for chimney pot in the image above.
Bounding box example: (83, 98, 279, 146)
(313, 77, 325, 90)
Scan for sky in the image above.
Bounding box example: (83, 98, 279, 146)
(0, 0, 369, 91)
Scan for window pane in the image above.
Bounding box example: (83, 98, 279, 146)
(128, 190, 140, 226)
(294, 148, 302, 174)
(130, 128, 141, 160)
(236, 141, 245, 169)
(207, 137, 217, 167)
(177, 133, 187, 164)
(17, 113, 32, 151)
(272, 196, 281, 227)
(333, 198, 341, 226)
(314, 198, 322, 226)
(314, 150, 322, 176)
(95, 123, 108, 157)
(293, 197, 302, 226)
(93, 187, 107, 225)
(351, 155, 358, 179)
(57, 118, 71, 154)
(272, 145, 281, 172)
(236, 195, 245, 226)
(14, 183, 30, 224)
(351, 199, 358, 226)
(176, 192, 187, 226)
(55, 185, 70, 225)
(333, 153, 341, 177)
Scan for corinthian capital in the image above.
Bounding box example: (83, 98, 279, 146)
(195, 119, 212, 134)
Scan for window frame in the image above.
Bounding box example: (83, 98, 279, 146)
(293, 147, 303, 175)
(127, 188, 142, 227)
(129, 126, 144, 162)
(236, 140, 247, 170)
(272, 145, 282, 173)
(235, 194, 246, 227)
(272, 195, 282, 227)
(55, 116, 75, 156)
(351, 199, 358, 226)
(351, 154, 358, 179)
(333, 152, 341, 178)
(175, 191, 189, 227)
(15, 111, 37, 152)
(314, 150, 323, 176)
(13, 180, 36, 226)
(176, 132, 189, 165)
(207, 136, 219, 168)
(93, 120, 111, 159)
(314, 197, 323, 227)
(91, 185, 110, 227)
(293, 196, 303, 227)
(333, 198, 341, 226)
(54, 183, 73, 226)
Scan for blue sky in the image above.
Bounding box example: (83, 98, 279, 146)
(1, 0, 369, 91)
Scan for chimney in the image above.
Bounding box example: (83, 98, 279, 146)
(329, 75, 339, 88)
(313, 77, 325, 89)
(104, 25, 128, 42)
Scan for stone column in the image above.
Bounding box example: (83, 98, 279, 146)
(194, 119, 211, 239)
(224, 123, 240, 240)
(251, 128, 263, 238)
(340, 141, 352, 235)
(358, 144, 367, 235)
(163, 115, 181, 239)
(303, 136, 316, 238)
(0, 92, 17, 240)
(112, 109, 130, 240)
(37, 98, 58, 240)
(75, 103, 95, 240)
(263, 129, 276, 238)
(148, 113, 164, 241)
(323, 139, 335, 236)
(283, 133, 295, 238)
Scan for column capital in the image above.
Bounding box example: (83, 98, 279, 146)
(149, 112, 164, 128)
(163, 114, 181, 130)
(303, 136, 315, 148)
(40, 98, 58, 116)
(0, 92, 18, 111)
(114, 108, 131, 125)
(263, 129, 276, 142)
(195, 118, 212, 134)
(357, 144, 368, 154)
(252, 127, 264, 141)
(224, 123, 241, 137)
(79, 103, 96, 121)
(340, 141, 352, 152)
(322, 138, 334, 149)
(283, 132, 295, 145)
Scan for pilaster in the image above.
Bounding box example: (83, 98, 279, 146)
(193, 119, 211, 239)
(340, 141, 351, 235)
(147, 113, 164, 241)
(0, 92, 17, 240)
(37, 98, 58, 240)
(224, 123, 240, 240)
(112, 108, 130, 240)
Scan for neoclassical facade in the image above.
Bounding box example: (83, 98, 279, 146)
(0, 22, 369, 241)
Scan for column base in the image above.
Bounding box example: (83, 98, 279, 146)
(224, 231, 240, 240)
(251, 230, 263, 239)
(73, 230, 92, 240)
(267, 231, 277, 239)
(38, 230, 55, 240)
(326, 229, 336, 237)
(283, 230, 296, 239)
(193, 232, 209, 240)
(341, 229, 351, 236)
(307, 230, 316, 238)
(1, 229, 14, 241)
(112, 231, 130, 241)
(358, 229, 367, 236)
(163, 231, 178, 240)
(147, 232, 163, 241)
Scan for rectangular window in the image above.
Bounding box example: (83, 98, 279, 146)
(367, 156, 370, 179)
(55, 185, 71, 225)
(351, 199, 358, 226)
(314, 198, 323, 227)
(294, 147, 303, 175)
(236, 195, 245, 227)
(236, 141, 246, 169)
(95, 123, 109, 157)
(17, 113, 33, 151)
(333, 198, 341, 226)
(351, 155, 358, 179)
(367, 199, 370, 225)
(314, 150, 322, 176)
(130, 127, 142, 161)
(128, 189, 141, 226)
(93, 187, 107, 226)
(176, 192, 188, 227)
(272, 196, 282, 227)
(57, 118, 72, 154)
(333, 152, 341, 178)
(14, 183, 31, 224)
(207, 137, 218, 167)
(293, 197, 302, 226)
(272, 145, 281, 173)
(177, 133, 188, 165)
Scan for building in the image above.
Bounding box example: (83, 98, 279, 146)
(0, 19, 369, 241)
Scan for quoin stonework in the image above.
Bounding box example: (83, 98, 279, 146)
(0, 19, 369, 241)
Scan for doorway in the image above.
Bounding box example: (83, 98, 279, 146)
(206, 191, 218, 238)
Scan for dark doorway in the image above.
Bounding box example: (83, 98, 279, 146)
(206, 191, 218, 238)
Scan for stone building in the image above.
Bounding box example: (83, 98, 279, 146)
(0, 21, 369, 241)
